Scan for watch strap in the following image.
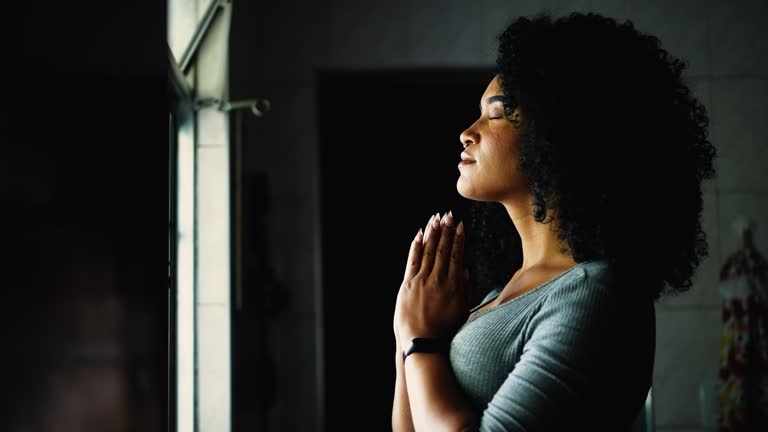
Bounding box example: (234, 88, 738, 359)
(402, 337, 450, 362)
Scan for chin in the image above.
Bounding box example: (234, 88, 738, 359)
(456, 176, 485, 201)
(456, 176, 471, 198)
(457, 176, 511, 203)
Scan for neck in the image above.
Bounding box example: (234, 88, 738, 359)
(500, 196, 576, 272)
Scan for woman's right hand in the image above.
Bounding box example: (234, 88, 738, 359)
(394, 213, 438, 353)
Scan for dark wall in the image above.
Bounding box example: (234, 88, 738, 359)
(1, 2, 167, 431)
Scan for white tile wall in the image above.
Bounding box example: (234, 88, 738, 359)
(195, 7, 232, 426)
(627, 0, 711, 77)
(717, 191, 768, 260)
(197, 304, 232, 431)
(198, 305, 232, 373)
(653, 308, 721, 427)
(710, 0, 768, 77)
(228, 3, 329, 86)
(708, 78, 768, 192)
(407, 4, 499, 66)
(584, 0, 629, 20)
(197, 143, 232, 305)
(197, 107, 230, 147)
(324, 4, 413, 68)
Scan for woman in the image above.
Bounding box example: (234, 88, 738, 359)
(392, 11, 717, 432)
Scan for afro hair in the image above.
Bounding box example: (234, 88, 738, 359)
(465, 11, 717, 303)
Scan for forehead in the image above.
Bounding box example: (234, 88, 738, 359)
(479, 76, 507, 111)
(481, 76, 503, 100)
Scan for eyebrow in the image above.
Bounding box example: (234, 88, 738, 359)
(480, 95, 511, 112)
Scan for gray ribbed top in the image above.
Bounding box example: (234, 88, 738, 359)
(450, 260, 655, 431)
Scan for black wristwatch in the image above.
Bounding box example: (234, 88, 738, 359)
(402, 337, 450, 362)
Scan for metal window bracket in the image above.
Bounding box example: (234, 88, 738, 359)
(194, 97, 271, 117)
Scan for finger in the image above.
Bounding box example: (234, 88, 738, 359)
(419, 212, 442, 275)
(433, 212, 456, 278)
(423, 212, 437, 244)
(403, 228, 424, 281)
(448, 220, 466, 284)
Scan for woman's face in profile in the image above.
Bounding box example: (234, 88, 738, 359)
(457, 75, 527, 203)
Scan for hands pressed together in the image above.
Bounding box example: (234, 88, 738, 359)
(394, 211, 471, 350)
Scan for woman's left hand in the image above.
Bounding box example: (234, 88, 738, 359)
(395, 211, 471, 346)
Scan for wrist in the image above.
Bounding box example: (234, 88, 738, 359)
(402, 336, 451, 363)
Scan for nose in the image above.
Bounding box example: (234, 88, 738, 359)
(459, 125, 478, 149)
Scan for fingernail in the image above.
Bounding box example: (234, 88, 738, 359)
(457, 220, 464, 235)
(445, 211, 454, 227)
(434, 213, 442, 229)
(424, 215, 434, 242)
(416, 228, 423, 242)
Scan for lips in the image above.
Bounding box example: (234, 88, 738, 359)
(458, 151, 477, 169)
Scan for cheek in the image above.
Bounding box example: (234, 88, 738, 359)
(482, 137, 523, 186)
(486, 135, 520, 169)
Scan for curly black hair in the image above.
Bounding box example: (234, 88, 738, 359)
(465, 11, 717, 303)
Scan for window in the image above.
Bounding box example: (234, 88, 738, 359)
(168, 1, 232, 431)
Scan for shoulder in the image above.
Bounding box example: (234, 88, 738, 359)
(528, 259, 641, 334)
(571, 259, 615, 286)
(544, 259, 622, 304)
(578, 259, 613, 278)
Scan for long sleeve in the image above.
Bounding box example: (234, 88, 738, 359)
(458, 267, 651, 431)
